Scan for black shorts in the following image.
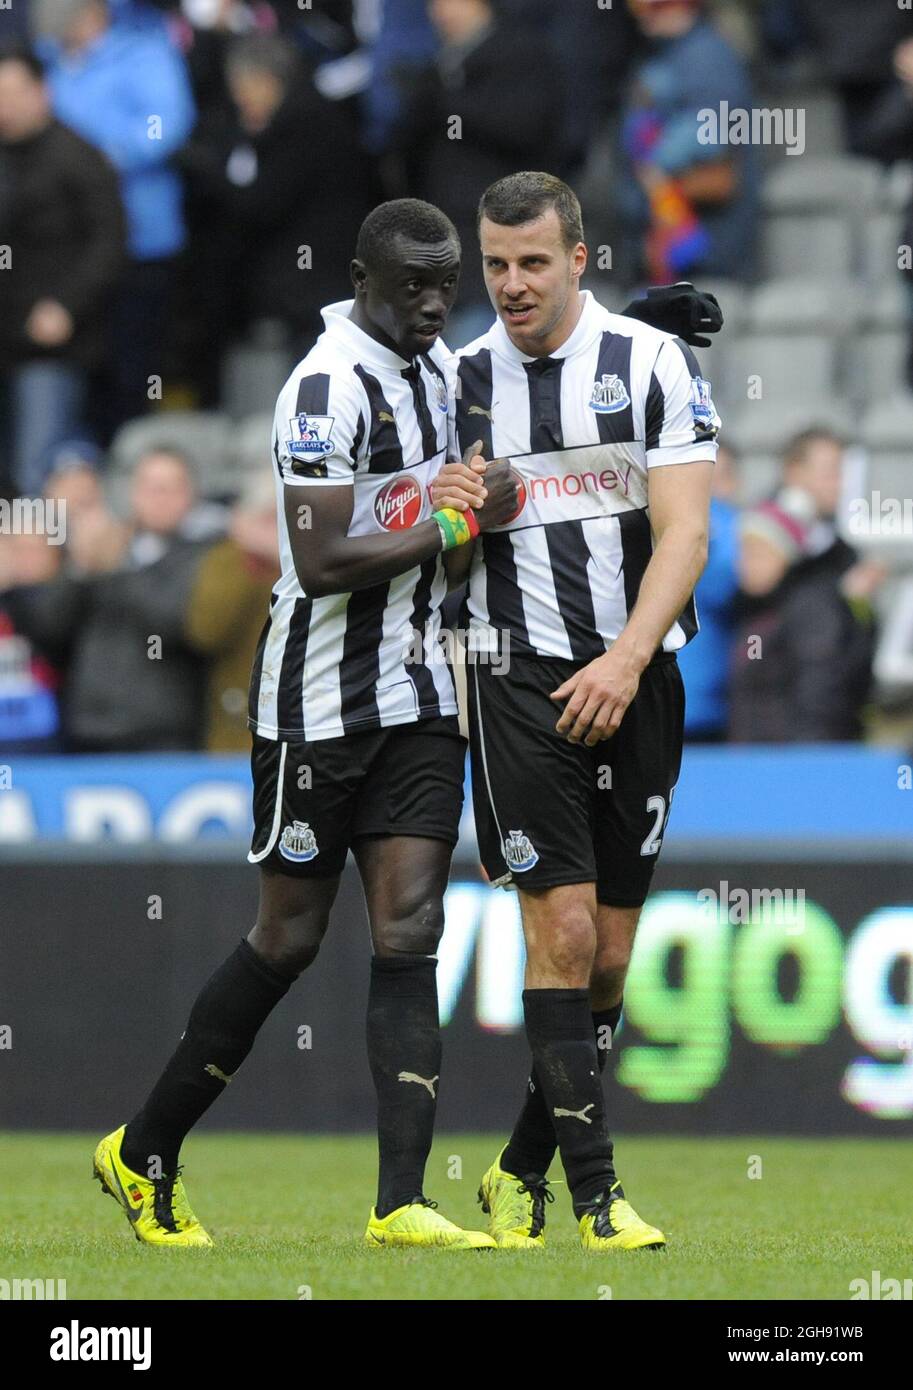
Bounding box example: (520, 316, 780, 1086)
(249, 715, 466, 878)
(466, 652, 684, 907)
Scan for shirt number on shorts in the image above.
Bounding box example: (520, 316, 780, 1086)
(640, 786, 676, 857)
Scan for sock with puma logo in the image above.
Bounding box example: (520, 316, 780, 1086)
(121, 939, 295, 1177)
(521, 988, 617, 1214)
(368, 954, 441, 1220)
(502, 1000, 622, 1180)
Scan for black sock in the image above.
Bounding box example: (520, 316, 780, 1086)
(502, 1001, 622, 1180)
(520, 988, 617, 1214)
(367, 954, 441, 1219)
(121, 939, 294, 1176)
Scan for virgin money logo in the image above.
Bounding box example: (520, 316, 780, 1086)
(375, 476, 422, 530)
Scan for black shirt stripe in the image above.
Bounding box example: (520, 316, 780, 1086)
(455, 348, 494, 461)
(524, 357, 564, 453)
(276, 597, 313, 732)
(617, 509, 653, 617)
(592, 334, 634, 443)
(406, 558, 443, 716)
(353, 365, 405, 474)
(481, 532, 531, 653)
(543, 519, 601, 662)
(645, 370, 665, 451)
(339, 584, 390, 731)
(402, 361, 439, 462)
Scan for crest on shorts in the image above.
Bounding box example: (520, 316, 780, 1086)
(278, 820, 319, 862)
(589, 373, 630, 415)
(503, 828, 539, 872)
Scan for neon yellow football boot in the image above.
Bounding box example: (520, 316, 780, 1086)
(478, 1148, 553, 1248)
(92, 1124, 213, 1247)
(365, 1197, 496, 1249)
(578, 1181, 666, 1251)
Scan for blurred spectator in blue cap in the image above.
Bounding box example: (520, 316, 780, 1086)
(0, 46, 125, 497)
(32, 0, 196, 439)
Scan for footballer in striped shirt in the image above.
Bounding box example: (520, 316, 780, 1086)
(432, 171, 720, 1251)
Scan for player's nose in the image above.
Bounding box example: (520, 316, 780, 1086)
(502, 267, 528, 297)
(420, 291, 448, 320)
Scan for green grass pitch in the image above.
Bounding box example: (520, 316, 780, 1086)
(1, 1133, 908, 1301)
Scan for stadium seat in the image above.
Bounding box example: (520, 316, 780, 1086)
(234, 413, 276, 478)
(762, 157, 883, 215)
(109, 411, 237, 499)
(220, 325, 295, 421)
(761, 213, 853, 280)
(861, 281, 909, 330)
(860, 393, 913, 448)
(856, 331, 909, 403)
(724, 333, 837, 407)
(861, 210, 905, 287)
(724, 400, 856, 456)
(799, 89, 847, 159)
(747, 277, 862, 332)
(884, 161, 913, 212)
(730, 451, 782, 505)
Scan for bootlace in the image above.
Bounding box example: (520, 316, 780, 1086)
(153, 1166, 194, 1232)
(517, 1175, 554, 1238)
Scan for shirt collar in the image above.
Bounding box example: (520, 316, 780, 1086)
(321, 300, 414, 372)
(489, 289, 602, 365)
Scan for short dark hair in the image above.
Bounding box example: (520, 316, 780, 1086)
(784, 428, 845, 468)
(225, 33, 299, 86)
(478, 172, 584, 250)
(356, 199, 460, 273)
(0, 44, 45, 81)
(138, 443, 198, 487)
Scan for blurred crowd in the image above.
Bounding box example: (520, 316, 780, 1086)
(0, 0, 911, 753)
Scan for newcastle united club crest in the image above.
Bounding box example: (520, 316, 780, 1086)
(503, 828, 539, 872)
(589, 373, 631, 414)
(278, 821, 319, 862)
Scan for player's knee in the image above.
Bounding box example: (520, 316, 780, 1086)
(250, 913, 327, 976)
(374, 895, 445, 957)
(528, 912, 596, 982)
(590, 943, 632, 1001)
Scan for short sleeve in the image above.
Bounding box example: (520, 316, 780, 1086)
(275, 370, 366, 486)
(644, 337, 721, 468)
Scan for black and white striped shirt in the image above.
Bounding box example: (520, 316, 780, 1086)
(249, 300, 457, 741)
(451, 290, 720, 662)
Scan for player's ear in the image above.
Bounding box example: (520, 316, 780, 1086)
(572, 241, 587, 280)
(350, 258, 367, 295)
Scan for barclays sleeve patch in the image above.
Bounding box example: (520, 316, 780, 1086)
(689, 377, 719, 439)
(286, 413, 335, 458)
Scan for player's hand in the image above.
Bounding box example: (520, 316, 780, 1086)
(430, 439, 487, 512)
(475, 459, 519, 532)
(620, 282, 723, 348)
(550, 648, 642, 746)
